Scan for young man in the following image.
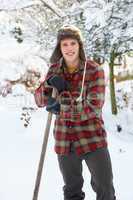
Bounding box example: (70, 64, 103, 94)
(34, 25, 116, 200)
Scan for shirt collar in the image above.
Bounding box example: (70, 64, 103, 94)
(58, 57, 85, 73)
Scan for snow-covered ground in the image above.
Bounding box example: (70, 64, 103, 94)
(0, 79, 133, 200)
(0, 37, 133, 200)
(0, 2, 133, 199)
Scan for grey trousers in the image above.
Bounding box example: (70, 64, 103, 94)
(57, 145, 116, 200)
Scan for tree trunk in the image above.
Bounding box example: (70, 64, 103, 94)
(109, 50, 118, 115)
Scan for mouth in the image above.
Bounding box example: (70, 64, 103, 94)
(66, 52, 75, 56)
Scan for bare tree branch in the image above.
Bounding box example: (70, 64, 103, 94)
(0, 0, 63, 18)
(39, 0, 63, 17)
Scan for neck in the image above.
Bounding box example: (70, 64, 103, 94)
(65, 59, 79, 68)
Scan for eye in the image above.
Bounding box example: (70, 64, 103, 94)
(62, 43, 68, 47)
(71, 41, 76, 46)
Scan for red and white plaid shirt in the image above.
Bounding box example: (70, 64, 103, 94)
(34, 59, 107, 155)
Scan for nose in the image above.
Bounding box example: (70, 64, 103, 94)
(66, 45, 73, 51)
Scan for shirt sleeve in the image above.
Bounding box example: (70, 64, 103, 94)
(34, 65, 55, 107)
(83, 65, 105, 119)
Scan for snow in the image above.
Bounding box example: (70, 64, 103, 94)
(0, 91, 133, 200)
(0, 64, 133, 200)
(0, 0, 65, 18)
(0, 1, 133, 199)
(0, 0, 37, 10)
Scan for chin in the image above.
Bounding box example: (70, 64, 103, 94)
(66, 57, 77, 62)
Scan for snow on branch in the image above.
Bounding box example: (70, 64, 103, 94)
(0, 0, 65, 17)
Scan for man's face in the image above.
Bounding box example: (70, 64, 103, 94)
(60, 38, 80, 64)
